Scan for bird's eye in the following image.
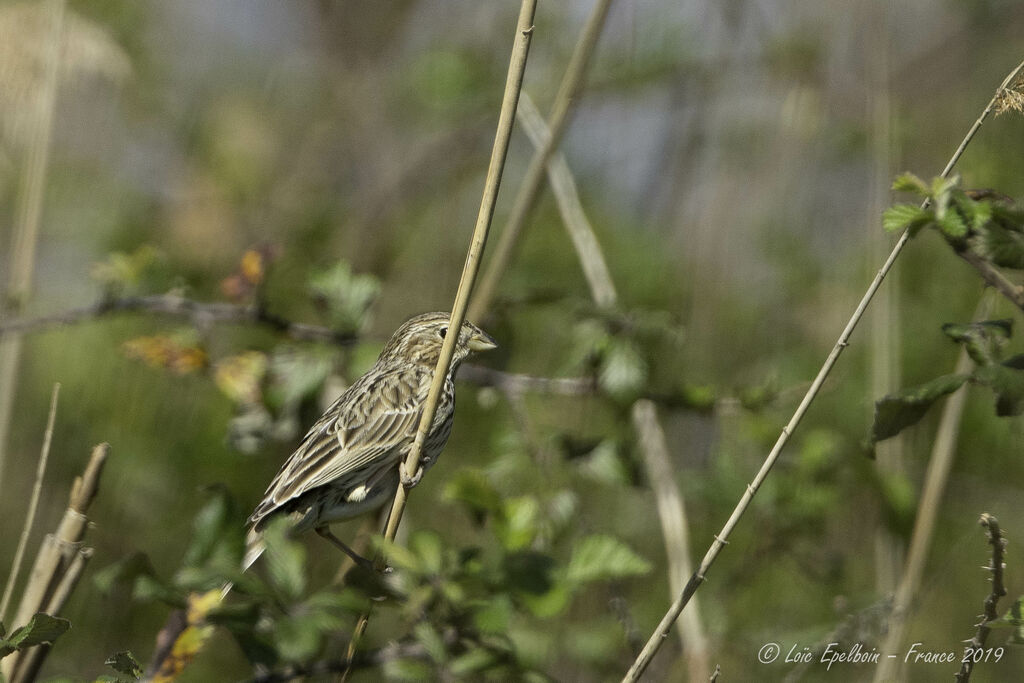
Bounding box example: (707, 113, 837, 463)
(438, 327, 447, 339)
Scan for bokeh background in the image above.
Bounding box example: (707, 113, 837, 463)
(1, 0, 1024, 681)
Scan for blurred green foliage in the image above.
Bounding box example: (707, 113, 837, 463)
(1, 1, 1024, 682)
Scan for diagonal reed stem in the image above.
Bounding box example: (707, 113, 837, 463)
(340, 3, 538, 676)
(622, 58, 1024, 683)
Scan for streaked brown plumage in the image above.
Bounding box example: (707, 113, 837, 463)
(244, 312, 496, 570)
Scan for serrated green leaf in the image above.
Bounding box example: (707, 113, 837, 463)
(937, 208, 968, 238)
(882, 204, 931, 234)
(871, 374, 969, 443)
(565, 535, 651, 584)
(891, 172, 929, 195)
(0, 613, 70, 659)
(942, 320, 1012, 366)
(105, 650, 143, 678)
(261, 517, 307, 600)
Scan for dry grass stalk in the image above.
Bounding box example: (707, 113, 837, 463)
(1, 443, 109, 681)
(0, 383, 60, 623)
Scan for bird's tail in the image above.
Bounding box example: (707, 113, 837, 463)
(220, 528, 265, 600)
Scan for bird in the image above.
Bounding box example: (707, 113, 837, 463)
(242, 311, 497, 572)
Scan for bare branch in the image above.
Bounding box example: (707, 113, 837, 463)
(0, 294, 357, 345)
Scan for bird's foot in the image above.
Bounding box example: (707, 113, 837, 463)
(399, 461, 424, 488)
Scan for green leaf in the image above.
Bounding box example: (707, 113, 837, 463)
(410, 531, 444, 576)
(274, 614, 321, 662)
(105, 650, 143, 678)
(449, 647, 497, 676)
(265, 346, 334, 410)
(871, 374, 969, 443)
(937, 207, 968, 238)
(931, 174, 961, 219)
(882, 204, 931, 234)
(891, 172, 929, 195)
(599, 339, 647, 400)
(565, 535, 651, 584)
(182, 486, 244, 572)
(473, 594, 512, 635)
(308, 261, 380, 334)
(973, 364, 1024, 416)
(413, 622, 448, 664)
(988, 597, 1024, 644)
(972, 220, 1024, 269)
(261, 517, 307, 601)
(496, 497, 540, 551)
(383, 658, 433, 681)
(0, 613, 71, 659)
(941, 320, 1012, 366)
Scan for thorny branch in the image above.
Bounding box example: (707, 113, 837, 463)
(954, 513, 1007, 683)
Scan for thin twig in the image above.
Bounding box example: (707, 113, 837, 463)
(954, 514, 1007, 683)
(0, 294, 357, 346)
(873, 293, 991, 682)
(459, 363, 597, 395)
(0, 383, 60, 623)
(622, 59, 1024, 683)
(468, 0, 616, 322)
(342, 2, 538, 675)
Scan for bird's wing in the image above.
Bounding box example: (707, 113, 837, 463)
(249, 366, 425, 526)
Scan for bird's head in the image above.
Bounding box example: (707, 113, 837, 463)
(379, 311, 497, 369)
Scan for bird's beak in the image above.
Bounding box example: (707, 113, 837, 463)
(467, 330, 498, 353)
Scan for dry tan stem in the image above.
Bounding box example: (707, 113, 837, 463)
(515, 48, 710, 679)
(2, 443, 108, 681)
(622, 59, 1024, 683)
(11, 547, 93, 683)
(515, 92, 618, 307)
(0, 0, 64, 497)
(0, 383, 60, 623)
(468, 0, 615, 321)
(342, 3, 538, 675)
(632, 400, 710, 680)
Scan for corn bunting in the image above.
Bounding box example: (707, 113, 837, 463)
(244, 312, 497, 570)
